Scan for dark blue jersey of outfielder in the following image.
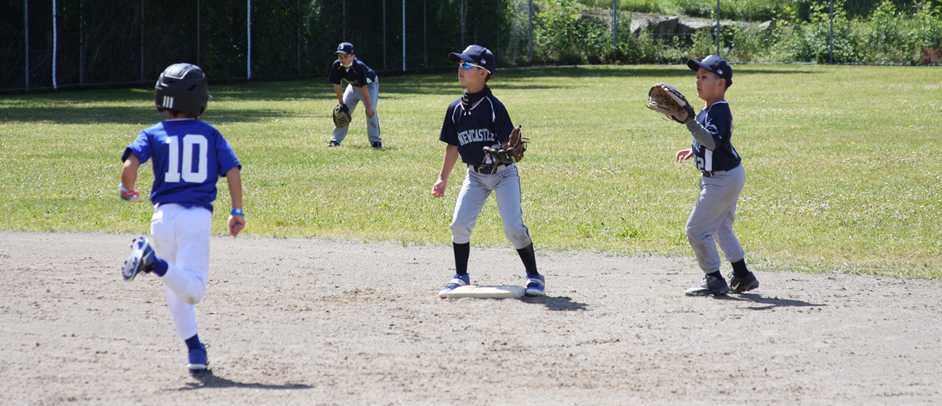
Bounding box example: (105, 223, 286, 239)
(439, 95, 515, 165)
(328, 58, 377, 87)
(122, 118, 241, 212)
(692, 100, 740, 173)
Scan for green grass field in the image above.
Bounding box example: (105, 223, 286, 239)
(1, 65, 940, 277)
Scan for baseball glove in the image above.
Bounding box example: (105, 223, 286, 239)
(483, 126, 527, 173)
(333, 102, 352, 127)
(647, 83, 696, 124)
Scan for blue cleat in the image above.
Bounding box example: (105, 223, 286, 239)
(187, 344, 209, 375)
(121, 237, 156, 281)
(525, 274, 545, 297)
(438, 274, 470, 298)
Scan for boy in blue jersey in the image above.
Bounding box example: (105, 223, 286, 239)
(327, 42, 382, 149)
(431, 45, 544, 298)
(674, 55, 758, 296)
(119, 63, 245, 375)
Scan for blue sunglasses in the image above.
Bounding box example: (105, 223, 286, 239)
(460, 61, 487, 71)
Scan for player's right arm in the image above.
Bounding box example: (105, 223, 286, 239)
(120, 154, 141, 201)
(431, 145, 459, 198)
(334, 84, 344, 104)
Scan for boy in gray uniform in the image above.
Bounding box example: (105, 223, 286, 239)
(327, 42, 382, 149)
(674, 55, 759, 296)
(430, 45, 544, 298)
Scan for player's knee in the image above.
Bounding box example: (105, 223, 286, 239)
(184, 287, 207, 305)
(504, 228, 531, 247)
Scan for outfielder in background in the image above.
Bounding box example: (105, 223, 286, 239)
(119, 63, 245, 374)
(431, 45, 545, 298)
(674, 55, 759, 296)
(327, 42, 383, 149)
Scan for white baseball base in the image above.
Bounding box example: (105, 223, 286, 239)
(446, 285, 525, 299)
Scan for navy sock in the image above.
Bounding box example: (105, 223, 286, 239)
(453, 242, 470, 276)
(731, 259, 750, 277)
(706, 271, 723, 280)
(151, 257, 169, 277)
(184, 334, 202, 352)
(516, 244, 539, 277)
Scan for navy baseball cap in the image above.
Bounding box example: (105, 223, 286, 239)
(688, 55, 732, 86)
(448, 45, 495, 74)
(336, 42, 355, 55)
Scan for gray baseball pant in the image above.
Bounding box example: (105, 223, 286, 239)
(331, 80, 381, 144)
(450, 164, 532, 249)
(686, 164, 746, 274)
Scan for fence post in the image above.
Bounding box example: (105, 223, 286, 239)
(829, 0, 834, 64)
(423, 0, 427, 67)
(80, 0, 84, 84)
(528, 0, 533, 60)
(247, 0, 252, 79)
(612, 0, 617, 63)
(24, 0, 29, 91)
(53, 0, 58, 89)
(197, 0, 201, 67)
(402, 0, 406, 71)
(141, 0, 145, 82)
(715, 0, 720, 56)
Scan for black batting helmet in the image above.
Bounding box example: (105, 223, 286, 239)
(155, 63, 210, 118)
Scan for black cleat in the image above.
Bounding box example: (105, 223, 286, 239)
(328, 140, 340, 147)
(371, 141, 382, 149)
(685, 274, 730, 296)
(728, 271, 759, 293)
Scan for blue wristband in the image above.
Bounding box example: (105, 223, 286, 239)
(230, 208, 244, 216)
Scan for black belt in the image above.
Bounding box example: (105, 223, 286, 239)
(469, 163, 508, 174)
(701, 169, 729, 177)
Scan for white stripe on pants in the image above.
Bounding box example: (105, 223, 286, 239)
(450, 164, 532, 249)
(150, 203, 211, 340)
(685, 165, 746, 274)
(331, 80, 381, 143)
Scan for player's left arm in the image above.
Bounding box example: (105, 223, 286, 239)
(685, 105, 730, 151)
(120, 154, 141, 202)
(685, 119, 718, 151)
(225, 167, 245, 237)
(491, 100, 515, 143)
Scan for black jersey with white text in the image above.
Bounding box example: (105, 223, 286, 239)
(692, 100, 741, 172)
(439, 96, 515, 165)
(327, 58, 377, 87)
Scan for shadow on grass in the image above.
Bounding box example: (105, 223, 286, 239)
(0, 66, 819, 124)
(180, 370, 312, 390)
(717, 293, 826, 310)
(522, 295, 590, 311)
(0, 105, 316, 125)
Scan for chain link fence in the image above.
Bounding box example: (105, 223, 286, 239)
(2, 0, 939, 93)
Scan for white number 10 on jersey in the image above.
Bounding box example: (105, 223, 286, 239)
(164, 134, 208, 183)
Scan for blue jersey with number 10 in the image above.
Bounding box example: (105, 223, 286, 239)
(122, 119, 241, 212)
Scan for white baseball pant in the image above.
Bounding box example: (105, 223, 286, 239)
(150, 203, 211, 340)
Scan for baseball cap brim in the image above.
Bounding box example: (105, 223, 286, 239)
(687, 59, 710, 72)
(448, 52, 474, 63)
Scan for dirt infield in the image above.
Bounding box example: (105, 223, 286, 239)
(2, 231, 940, 405)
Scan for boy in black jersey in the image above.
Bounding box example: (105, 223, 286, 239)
(675, 55, 758, 296)
(430, 45, 544, 298)
(327, 42, 382, 148)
